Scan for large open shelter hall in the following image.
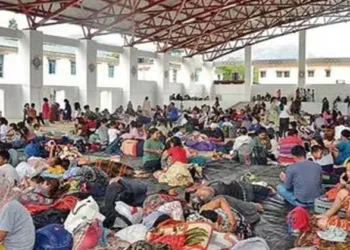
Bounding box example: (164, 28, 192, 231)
(1, 1, 350, 250)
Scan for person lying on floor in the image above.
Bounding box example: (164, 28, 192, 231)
(277, 145, 322, 207)
(315, 160, 350, 232)
(194, 179, 274, 205)
(101, 176, 147, 228)
(0, 177, 35, 250)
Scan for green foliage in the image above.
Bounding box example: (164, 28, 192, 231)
(8, 18, 18, 30)
(216, 64, 259, 83)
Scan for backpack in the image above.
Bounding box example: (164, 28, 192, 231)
(237, 144, 253, 165)
(34, 224, 73, 250)
(250, 146, 268, 165)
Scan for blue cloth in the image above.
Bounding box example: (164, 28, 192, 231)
(249, 124, 264, 133)
(168, 107, 179, 120)
(277, 184, 314, 207)
(24, 142, 42, 159)
(335, 141, 350, 165)
(283, 160, 322, 203)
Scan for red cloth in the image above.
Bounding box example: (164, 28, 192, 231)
(42, 102, 50, 120)
(168, 146, 188, 164)
(278, 136, 304, 164)
(287, 206, 310, 232)
(87, 120, 97, 130)
(25, 196, 79, 215)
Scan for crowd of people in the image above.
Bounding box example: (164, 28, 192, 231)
(0, 92, 349, 249)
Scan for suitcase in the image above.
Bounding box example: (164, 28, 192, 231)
(121, 139, 138, 156)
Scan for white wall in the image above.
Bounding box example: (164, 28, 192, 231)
(130, 80, 157, 107)
(258, 67, 298, 84)
(187, 83, 205, 97)
(251, 84, 297, 99)
(98, 87, 124, 111)
(163, 82, 184, 101)
(0, 84, 24, 119)
(97, 64, 122, 87)
(214, 84, 247, 108)
(0, 53, 21, 84)
(306, 84, 350, 102)
(43, 57, 78, 86)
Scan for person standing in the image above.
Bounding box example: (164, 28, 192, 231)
(143, 97, 152, 118)
(23, 103, 29, 123)
(278, 97, 291, 138)
(73, 102, 82, 120)
(311, 89, 315, 102)
(42, 98, 50, 124)
(276, 89, 281, 101)
(63, 99, 72, 121)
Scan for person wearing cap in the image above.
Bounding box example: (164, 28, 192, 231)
(204, 123, 224, 142)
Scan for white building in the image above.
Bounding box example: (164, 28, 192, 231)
(256, 58, 350, 85)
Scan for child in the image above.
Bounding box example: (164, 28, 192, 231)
(33, 124, 44, 137)
(162, 136, 188, 165)
(0, 150, 20, 186)
(45, 158, 69, 175)
(20, 177, 60, 205)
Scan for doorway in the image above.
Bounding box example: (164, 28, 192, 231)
(100, 91, 112, 112)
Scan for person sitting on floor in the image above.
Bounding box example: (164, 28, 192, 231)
(204, 123, 224, 142)
(94, 118, 109, 145)
(232, 127, 252, 153)
(278, 129, 304, 165)
(316, 159, 350, 231)
(143, 128, 165, 173)
(308, 140, 334, 174)
(277, 145, 322, 207)
(0, 150, 20, 186)
(0, 177, 35, 250)
(162, 136, 188, 165)
(122, 122, 147, 140)
(249, 128, 273, 164)
(332, 129, 350, 166)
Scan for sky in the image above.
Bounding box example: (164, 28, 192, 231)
(1, 10, 350, 59)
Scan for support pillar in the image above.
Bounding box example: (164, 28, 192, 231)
(155, 52, 170, 106)
(244, 46, 252, 101)
(76, 40, 98, 108)
(202, 61, 215, 99)
(119, 47, 138, 106)
(298, 30, 306, 88)
(18, 30, 43, 108)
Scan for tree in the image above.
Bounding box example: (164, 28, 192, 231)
(8, 18, 18, 30)
(216, 64, 259, 83)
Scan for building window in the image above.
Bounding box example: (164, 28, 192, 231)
(0, 55, 3, 78)
(108, 65, 115, 78)
(284, 71, 290, 78)
(276, 71, 283, 78)
(325, 69, 331, 77)
(48, 60, 56, 74)
(260, 71, 266, 78)
(70, 61, 76, 75)
(172, 69, 177, 83)
(308, 70, 314, 77)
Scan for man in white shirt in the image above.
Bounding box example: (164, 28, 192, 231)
(232, 127, 252, 152)
(0, 150, 20, 186)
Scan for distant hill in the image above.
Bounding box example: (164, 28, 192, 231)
(219, 44, 316, 61)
